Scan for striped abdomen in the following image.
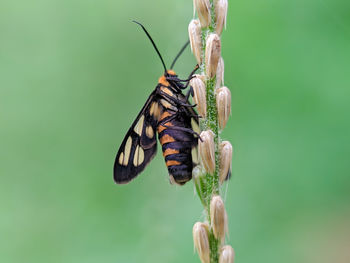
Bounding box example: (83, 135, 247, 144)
(157, 109, 197, 185)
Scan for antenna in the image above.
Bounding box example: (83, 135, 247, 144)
(170, 40, 190, 69)
(133, 21, 167, 73)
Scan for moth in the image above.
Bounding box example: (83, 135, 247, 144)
(113, 22, 200, 185)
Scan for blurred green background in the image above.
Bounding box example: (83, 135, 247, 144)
(1, 0, 349, 262)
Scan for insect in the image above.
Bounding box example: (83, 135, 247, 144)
(113, 21, 200, 185)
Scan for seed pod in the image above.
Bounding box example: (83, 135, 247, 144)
(188, 19, 202, 64)
(216, 57, 224, 89)
(193, 222, 210, 263)
(195, 74, 207, 83)
(198, 130, 215, 174)
(216, 86, 231, 129)
(210, 195, 228, 242)
(205, 34, 221, 78)
(219, 245, 235, 263)
(219, 141, 232, 184)
(193, 0, 211, 28)
(190, 75, 207, 118)
(215, 0, 228, 35)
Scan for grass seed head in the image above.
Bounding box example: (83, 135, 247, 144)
(215, 0, 228, 35)
(194, 0, 211, 28)
(199, 130, 216, 174)
(216, 86, 231, 129)
(193, 222, 210, 263)
(190, 75, 207, 118)
(205, 33, 221, 78)
(219, 245, 235, 263)
(219, 141, 232, 184)
(210, 195, 228, 242)
(188, 19, 203, 64)
(216, 57, 225, 89)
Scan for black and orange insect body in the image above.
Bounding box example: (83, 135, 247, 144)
(156, 75, 199, 185)
(113, 22, 199, 185)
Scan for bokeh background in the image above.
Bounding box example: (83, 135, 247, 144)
(1, 0, 349, 262)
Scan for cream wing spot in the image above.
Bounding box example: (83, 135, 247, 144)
(134, 115, 145, 136)
(133, 146, 145, 167)
(191, 118, 200, 133)
(133, 146, 139, 166)
(146, 125, 154, 138)
(133, 146, 140, 166)
(123, 136, 132, 166)
(160, 99, 176, 110)
(118, 152, 124, 166)
(160, 99, 171, 108)
(192, 147, 199, 164)
(150, 102, 156, 115)
(138, 147, 144, 165)
(150, 102, 161, 120)
(160, 86, 174, 97)
(191, 118, 199, 165)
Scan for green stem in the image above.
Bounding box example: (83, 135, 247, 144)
(191, 0, 229, 261)
(209, 230, 219, 263)
(197, 1, 222, 262)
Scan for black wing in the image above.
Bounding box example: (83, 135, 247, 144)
(114, 92, 162, 184)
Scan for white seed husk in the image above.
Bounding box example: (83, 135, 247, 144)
(205, 34, 221, 78)
(219, 141, 232, 184)
(219, 245, 235, 263)
(210, 195, 228, 242)
(215, 0, 228, 35)
(216, 57, 224, 89)
(190, 75, 207, 118)
(216, 86, 231, 129)
(188, 19, 202, 64)
(193, 222, 210, 263)
(195, 74, 207, 83)
(194, 0, 211, 28)
(198, 130, 215, 174)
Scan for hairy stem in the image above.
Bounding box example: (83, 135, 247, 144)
(192, 0, 231, 262)
(199, 1, 222, 262)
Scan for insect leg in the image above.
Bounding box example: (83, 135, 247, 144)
(166, 64, 200, 89)
(188, 64, 200, 77)
(157, 113, 178, 126)
(158, 90, 197, 108)
(157, 110, 200, 136)
(181, 64, 200, 89)
(166, 76, 194, 82)
(166, 65, 199, 83)
(185, 85, 194, 102)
